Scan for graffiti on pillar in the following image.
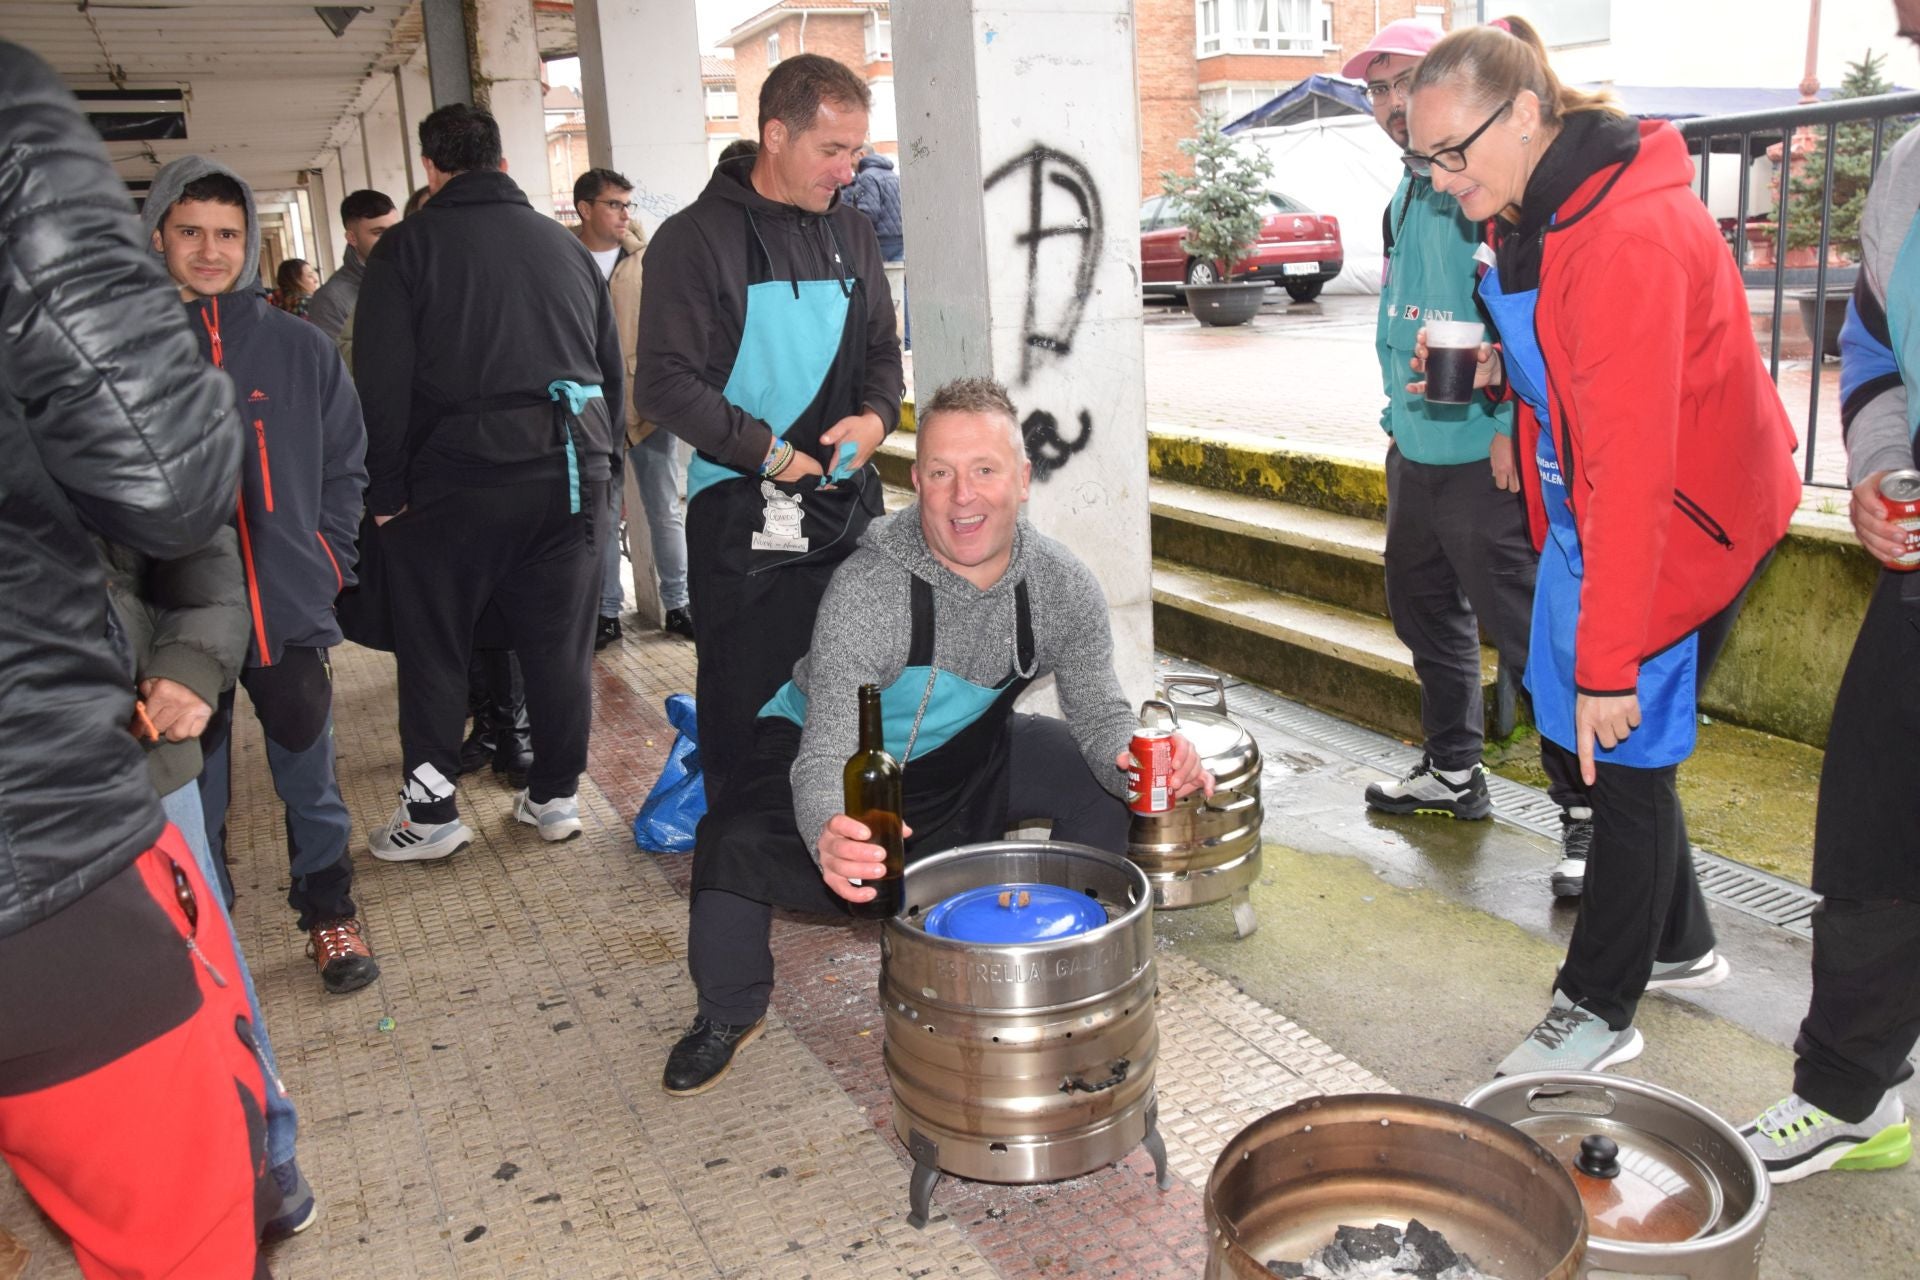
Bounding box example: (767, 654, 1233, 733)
(1022, 409, 1093, 484)
(983, 145, 1103, 384)
(983, 144, 1106, 483)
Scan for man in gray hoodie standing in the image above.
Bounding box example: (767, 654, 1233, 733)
(306, 187, 399, 343)
(660, 378, 1211, 1096)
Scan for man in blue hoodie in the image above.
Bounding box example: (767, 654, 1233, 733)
(144, 156, 379, 996)
(1346, 20, 1590, 889)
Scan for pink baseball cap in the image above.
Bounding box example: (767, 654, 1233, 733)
(1340, 18, 1445, 82)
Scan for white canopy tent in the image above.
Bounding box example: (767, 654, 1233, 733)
(1237, 114, 1407, 296)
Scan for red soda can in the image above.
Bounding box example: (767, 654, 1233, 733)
(1129, 698, 1177, 815)
(1879, 470, 1920, 570)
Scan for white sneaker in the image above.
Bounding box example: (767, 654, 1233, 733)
(1741, 1092, 1911, 1184)
(1646, 948, 1731, 990)
(369, 803, 473, 862)
(515, 790, 583, 842)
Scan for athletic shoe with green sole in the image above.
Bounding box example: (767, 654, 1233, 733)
(1740, 1092, 1911, 1184)
(1364, 756, 1491, 820)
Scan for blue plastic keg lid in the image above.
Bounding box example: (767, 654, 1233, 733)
(922, 882, 1107, 943)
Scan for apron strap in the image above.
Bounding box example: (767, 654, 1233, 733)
(907, 575, 935, 667)
(1013, 580, 1036, 678)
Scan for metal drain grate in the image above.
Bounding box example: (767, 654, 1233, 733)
(1153, 658, 1820, 941)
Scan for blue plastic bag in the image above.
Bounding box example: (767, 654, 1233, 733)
(633, 694, 706, 853)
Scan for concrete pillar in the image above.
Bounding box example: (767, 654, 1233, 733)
(318, 149, 350, 271)
(469, 0, 555, 220)
(306, 164, 338, 276)
(575, 0, 709, 238)
(895, 2, 1153, 703)
(394, 50, 434, 195)
(421, 0, 473, 108)
(352, 116, 374, 191)
(363, 81, 412, 207)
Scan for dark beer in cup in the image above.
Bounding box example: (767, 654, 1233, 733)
(1423, 320, 1485, 406)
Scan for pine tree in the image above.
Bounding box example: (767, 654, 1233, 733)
(1783, 51, 1909, 257)
(1162, 112, 1274, 283)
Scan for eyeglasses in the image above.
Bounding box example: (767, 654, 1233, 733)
(1401, 99, 1514, 177)
(1363, 71, 1414, 104)
(592, 198, 635, 213)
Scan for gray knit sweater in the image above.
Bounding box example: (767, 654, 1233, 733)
(788, 506, 1136, 858)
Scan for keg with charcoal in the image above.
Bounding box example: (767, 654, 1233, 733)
(881, 839, 1171, 1227)
(1127, 673, 1264, 937)
(1205, 1094, 1589, 1279)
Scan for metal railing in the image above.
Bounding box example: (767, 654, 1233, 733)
(1677, 91, 1920, 486)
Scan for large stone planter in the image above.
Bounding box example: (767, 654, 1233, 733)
(1185, 281, 1268, 328)
(1791, 289, 1846, 359)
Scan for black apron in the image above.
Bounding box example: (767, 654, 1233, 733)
(683, 211, 884, 796)
(692, 577, 1037, 916)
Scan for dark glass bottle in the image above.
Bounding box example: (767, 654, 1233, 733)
(844, 683, 905, 919)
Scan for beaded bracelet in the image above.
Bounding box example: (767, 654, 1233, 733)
(760, 438, 794, 478)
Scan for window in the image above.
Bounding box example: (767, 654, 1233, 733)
(1196, 0, 1317, 56)
(705, 84, 738, 120)
(1414, 5, 1446, 30)
(1319, 1, 1333, 48)
(1483, 0, 1610, 47)
(1198, 82, 1287, 123)
(866, 12, 892, 61)
(1139, 196, 1166, 231)
(868, 78, 898, 145)
(767, 31, 780, 65)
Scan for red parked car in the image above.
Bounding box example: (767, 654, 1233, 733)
(1140, 191, 1343, 303)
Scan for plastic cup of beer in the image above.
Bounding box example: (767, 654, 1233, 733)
(1423, 319, 1486, 406)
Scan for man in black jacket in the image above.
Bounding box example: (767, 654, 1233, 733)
(144, 154, 379, 996)
(354, 104, 623, 859)
(0, 40, 271, 1276)
(634, 53, 903, 806)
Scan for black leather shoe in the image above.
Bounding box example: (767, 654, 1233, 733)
(457, 724, 496, 775)
(492, 736, 532, 790)
(662, 1015, 765, 1096)
(595, 615, 622, 650)
(663, 606, 695, 642)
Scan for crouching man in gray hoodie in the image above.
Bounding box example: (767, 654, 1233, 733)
(662, 377, 1212, 1096)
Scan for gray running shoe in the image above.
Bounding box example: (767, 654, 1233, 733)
(515, 790, 583, 842)
(1646, 948, 1731, 990)
(1364, 756, 1491, 820)
(1494, 993, 1643, 1077)
(369, 803, 472, 862)
(1740, 1092, 1911, 1184)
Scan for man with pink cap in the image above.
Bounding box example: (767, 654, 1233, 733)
(1346, 18, 1592, 887)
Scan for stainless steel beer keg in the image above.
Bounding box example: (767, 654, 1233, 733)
(1127, 673, 1264, 937)
(881, 839, 1171, 1227)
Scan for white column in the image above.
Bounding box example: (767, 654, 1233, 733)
(305, 165, 337, 275)
(363, 81, 412, 206)
(394, 51, 434, 195)
(895, 0, 1153, 703)
(470, 0, 555, 220)
(574, 0, 709, 238)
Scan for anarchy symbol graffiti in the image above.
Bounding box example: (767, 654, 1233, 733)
(982, 145, 1105, 386)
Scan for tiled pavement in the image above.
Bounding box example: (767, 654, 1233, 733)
(2, 630, 1387, 1279)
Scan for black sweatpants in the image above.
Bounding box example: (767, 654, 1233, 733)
(688, 714, 1131, 1025)
(1791, 569, 1920, 1121)
(1547, 557, 1763, 1029)
(1383, 446, 1586, 809)
(383, 475, 605, 817)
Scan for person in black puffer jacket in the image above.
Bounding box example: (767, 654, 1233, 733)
(0, 39, 273, 1278)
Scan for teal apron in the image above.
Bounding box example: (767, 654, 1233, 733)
(692, 576, 1038, 915)
(684, 208, 886, 797)
(1882, 209, 1920, 446)
(1479, 265, 1699, 767)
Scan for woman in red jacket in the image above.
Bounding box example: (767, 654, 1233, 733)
(1404, 17, 1801, 1077)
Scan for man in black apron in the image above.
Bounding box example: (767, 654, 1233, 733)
(352, 104, 624, 860)
(659, 379, 1212, 1096)
(634, 53, 904, 804)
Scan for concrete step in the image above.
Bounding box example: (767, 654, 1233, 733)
(1151, 559, 1495, 745)
(1151, 478, 1387, 617)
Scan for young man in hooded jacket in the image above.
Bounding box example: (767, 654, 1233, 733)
(145, 155, 379, 996)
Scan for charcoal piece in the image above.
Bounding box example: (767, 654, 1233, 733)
(1263, 1262, 1308, 1277)
(1335, 1224, 1400, 1263)
(1316, 1242, 1354, 1274)
(1398, 1218, 1458, 1276)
